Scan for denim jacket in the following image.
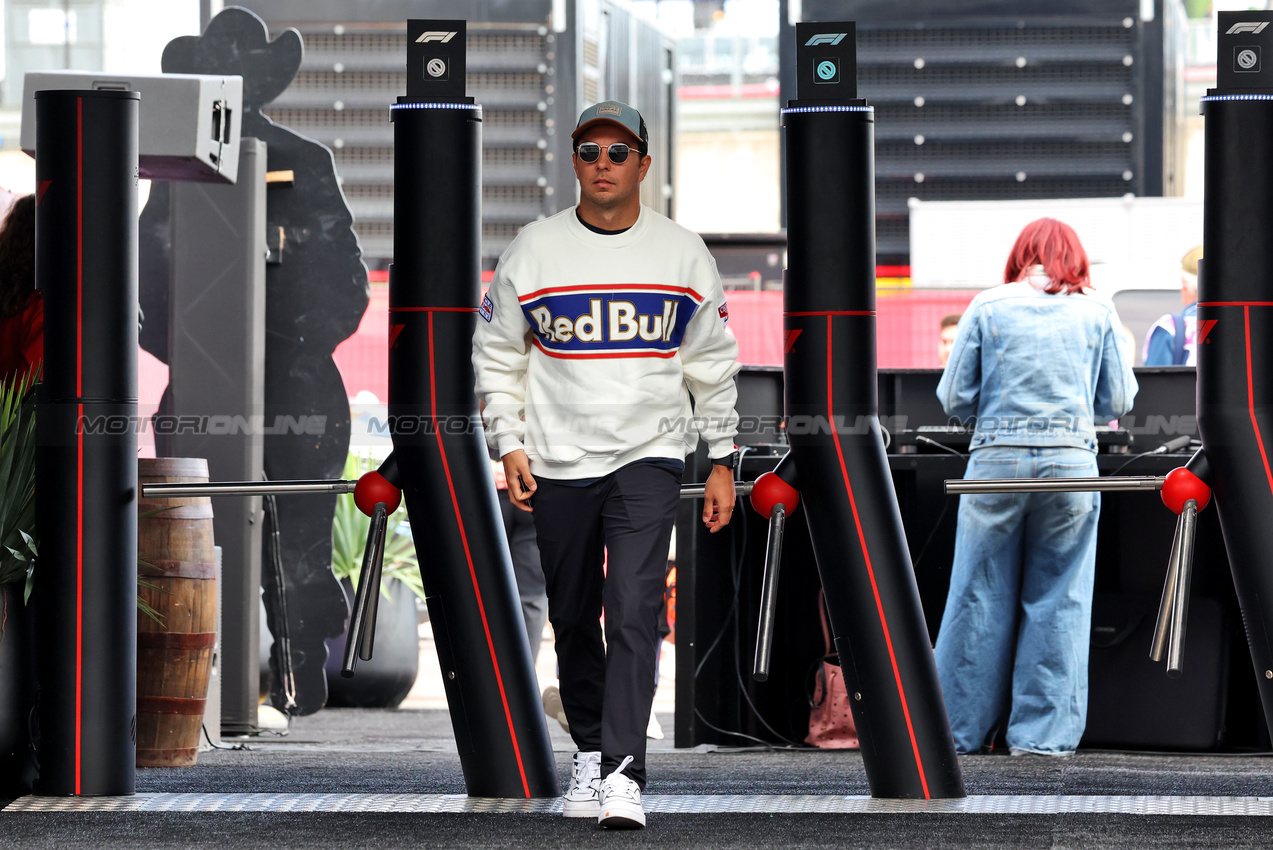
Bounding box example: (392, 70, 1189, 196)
(936, 277, 1138, 452)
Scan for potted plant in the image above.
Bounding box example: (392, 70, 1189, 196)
(0, 372, 37, 797)
(0, 373, 167, 789)
(323, 453, 425, 708)
(0, 372, 37, 600)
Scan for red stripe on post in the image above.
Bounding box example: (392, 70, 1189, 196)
(825, 315, 930, 799)
(1200, 301, 1273, 307)
(427, 311, 531, 797)
(1244, 307, 1273, 499)
(784, 311, 875, 317)
(76, 96, 83, 396)
(74, 96, 84, 796)
(389, 306, 476, 313)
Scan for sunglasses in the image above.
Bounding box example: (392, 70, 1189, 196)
(575, 142, 639, 164)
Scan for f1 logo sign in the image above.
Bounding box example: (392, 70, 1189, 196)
(1227, 22, 1270, 35)
(805, 33, 847, 46)
(416, 30, 457, 43)
(407, 19, 465, 100)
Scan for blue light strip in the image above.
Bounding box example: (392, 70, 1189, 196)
(781, 105, 873, 116)
(389, 102, 483, 112)
(1200, 94, 1273, 102)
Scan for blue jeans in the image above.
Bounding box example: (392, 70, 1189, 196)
(934, 446, 1100, 755)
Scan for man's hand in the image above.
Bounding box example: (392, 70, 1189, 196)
(501, 449, 536, 512)
(702, 463, 737, 533)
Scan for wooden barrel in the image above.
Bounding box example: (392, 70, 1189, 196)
(136, 457, 217, 768)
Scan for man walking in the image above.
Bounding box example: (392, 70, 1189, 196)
(473, 100, 740, 828)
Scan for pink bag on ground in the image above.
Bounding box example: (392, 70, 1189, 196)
(805, 589, 860, 749)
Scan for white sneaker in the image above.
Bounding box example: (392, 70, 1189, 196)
(598, 755, 645, 829)
(561, 750, 601, 818)
(646, 712, 664, 740)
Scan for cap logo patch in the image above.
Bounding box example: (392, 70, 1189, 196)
(597, 104, 623, 116)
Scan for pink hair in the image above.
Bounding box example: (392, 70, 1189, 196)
(1003, 217, 1090, 295)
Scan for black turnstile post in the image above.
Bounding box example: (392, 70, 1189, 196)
(1198, 11, 1273, 738)
(33, 89, 139, 795)
(780, 23, 963, 799)
(387, 19, 557, 798)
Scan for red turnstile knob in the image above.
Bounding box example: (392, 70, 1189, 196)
(354, 470, 402, 516)
(750, 471, 800, 520)
(1161, 467, 1211, 515)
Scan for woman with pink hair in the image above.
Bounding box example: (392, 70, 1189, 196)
(934, 218, 1137, 756)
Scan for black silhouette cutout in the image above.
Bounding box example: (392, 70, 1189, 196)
(138, 6, 369, 715)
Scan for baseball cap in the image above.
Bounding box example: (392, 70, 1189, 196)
(572, 100, 649, 153)
(1181, 244, 1203, 276)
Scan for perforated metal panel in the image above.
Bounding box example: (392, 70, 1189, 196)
(263, 2, 674, 269)
(270, 22, 552, 268)
(787, 0, 1188, 263)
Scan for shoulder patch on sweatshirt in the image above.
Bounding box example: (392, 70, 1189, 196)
(518, 283, 703, 359)
(718, 302, 729, 325)
(478, 293, 494, 322)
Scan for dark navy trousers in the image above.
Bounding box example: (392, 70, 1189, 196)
(531, 461, 681, 790)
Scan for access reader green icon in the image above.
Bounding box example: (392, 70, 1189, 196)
(815, 58, 840, 84)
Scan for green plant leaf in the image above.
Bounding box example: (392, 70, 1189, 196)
(138, 505, 178, 519)
(136, 593, 165, 626)
(332, 453, 426, 602)
(0, 370, 38, 590)
(136, 576, 169, 593)
(135, 572, 167, 625)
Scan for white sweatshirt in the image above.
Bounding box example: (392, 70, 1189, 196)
(472, 206, 741, 480)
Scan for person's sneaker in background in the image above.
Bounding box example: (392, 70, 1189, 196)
(542, 684, 569, 732)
